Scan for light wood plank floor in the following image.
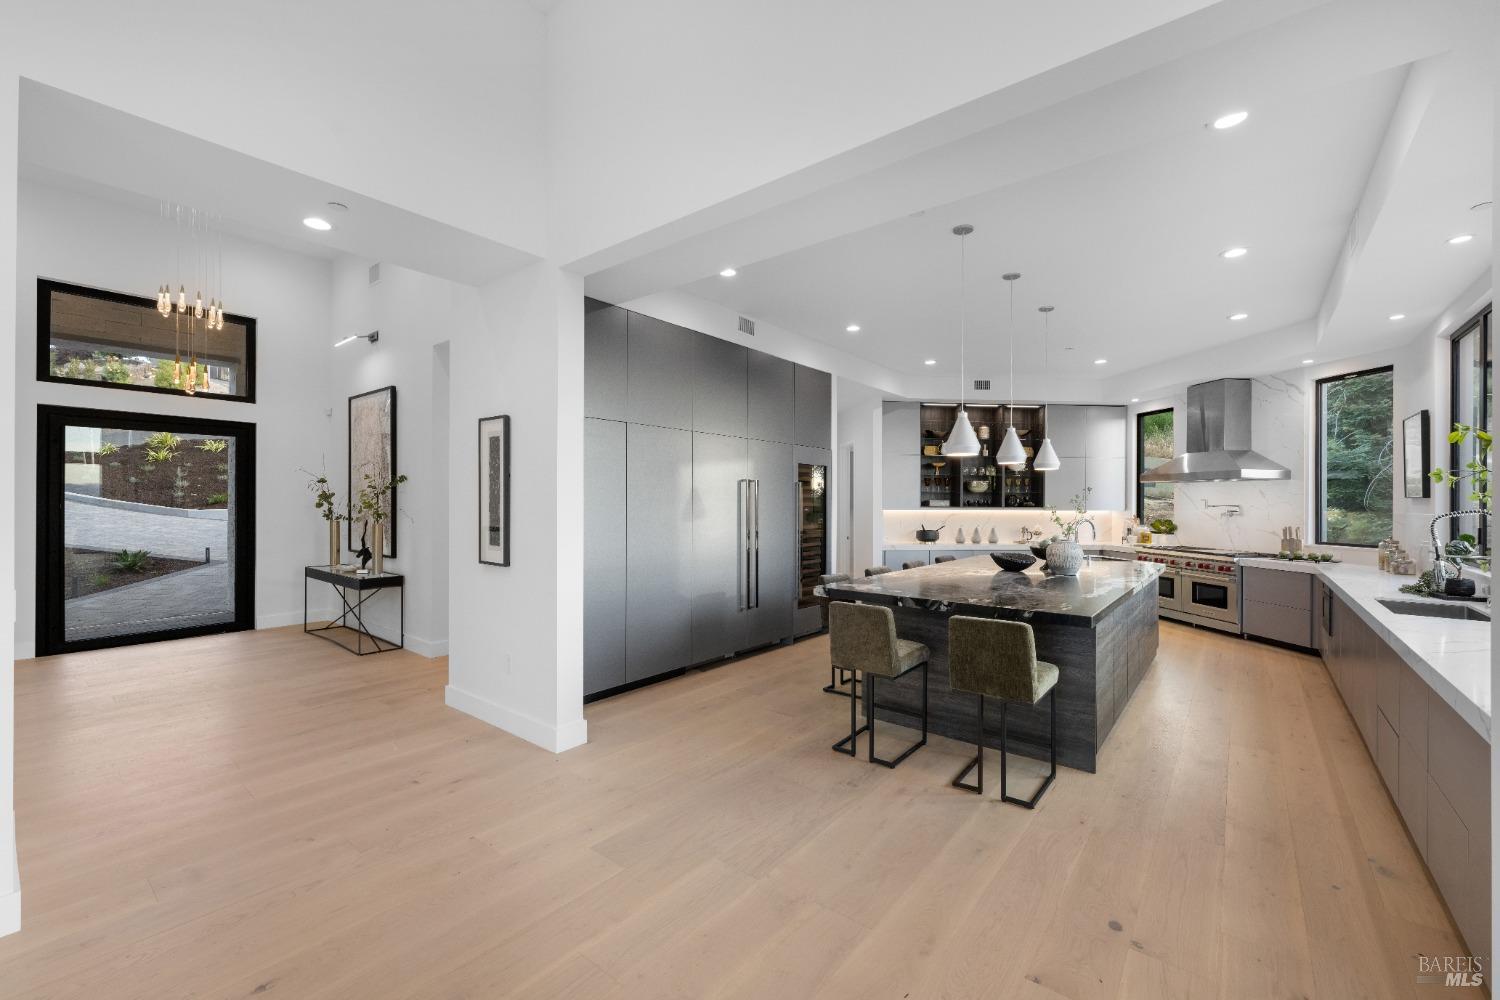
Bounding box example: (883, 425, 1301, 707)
(0, 622, 1471, 998)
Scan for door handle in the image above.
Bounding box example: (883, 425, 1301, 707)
(751, 479, 761, 609)
(737, 479, 749, 612)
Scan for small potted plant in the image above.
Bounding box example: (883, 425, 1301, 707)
(354, 471, 409, 574)
(304, 472, 346, 568)
(1046, 488, 1093, 577)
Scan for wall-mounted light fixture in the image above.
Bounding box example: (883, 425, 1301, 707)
(334, 330, 380, 348)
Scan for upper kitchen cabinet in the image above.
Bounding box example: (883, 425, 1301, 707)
(1086, 406, 1126, 459)
(794, 364, 832, 449)
(882, 402, 920, 509)
(584, 299, 627, 421)
(627, 312, 696, 430)
(747, 350, 795, 444)
(1044, 404, 1126, 509)
(692, 334, 749, 438)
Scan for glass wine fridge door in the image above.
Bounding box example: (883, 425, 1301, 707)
(794, 461, 827, 635)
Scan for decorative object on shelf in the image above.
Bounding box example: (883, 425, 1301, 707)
(1402, 410, 1431, 499)
(154, 203, 228, 395)
(941, 225, 981, 457)
(355, 520, 374, 571)
(966, 480, 990, 493)
(304, 470, 347, 568)
(991, 552, 1036, 572)
(478, 413, 512, 566)
(988, 526, 999, 544)
(1029, 540, 1052, 562)
(915, 524, 944, 542)
(349, 385, 398, 557)
(354, 469, 408, 576)
(995, 273, 1027, 468)
(956, 526, 967, 544)
(1033, 307, 1061, 472)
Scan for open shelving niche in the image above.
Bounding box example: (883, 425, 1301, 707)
(918, 403, 1047, 509)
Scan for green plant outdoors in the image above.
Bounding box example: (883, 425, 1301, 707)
(51, 350, 132, 384)
(355, 472, 410, 525)
(143, 431, 181, 466)
(111, 549, 152, 573)
(1048, 488, 1093, 540)
(1431, 422, 1492, 513)
(197, 439, 228, 454)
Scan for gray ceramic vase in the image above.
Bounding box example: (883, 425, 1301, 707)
(1045, 539, 1084, 577)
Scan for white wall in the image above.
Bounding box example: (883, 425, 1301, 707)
(14, 179, 336, 656)
(1, 1, 549, 255)
(0, 73, 20, 940)
(836, 381, 884, 576)
(444, 261, 587, 754)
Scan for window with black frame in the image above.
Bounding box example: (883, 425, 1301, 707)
(1449, 306, 1492, 554)
(38, 279, 255, 402)
(1316, 366, 1393, 546)
(1136, 408, 1174, 524)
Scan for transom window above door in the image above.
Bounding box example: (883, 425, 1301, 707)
(38, 279, 256, 403)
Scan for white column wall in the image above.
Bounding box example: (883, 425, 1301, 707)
(0, 71, 20, 939)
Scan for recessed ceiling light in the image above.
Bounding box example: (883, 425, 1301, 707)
(1212, 110, 1249, 130)
(1094, 358, 1108, 365)
(1130, 397, 1140, 403)
(845, 324, 860, 333)
(1228, 312, 1248, 321)
(1389, 313, 1406, 321)
(1220, 246, 1249, 259)
(719, 267, 737, 277)
(924, 359, 937, 366)
(302, 216, 333, 231)
(1302, 359, 1315, 365)
(1447, 234, 1474, 245)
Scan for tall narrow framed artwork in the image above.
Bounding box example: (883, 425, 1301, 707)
(348, 385, 398, 557)
(1402, 410, 1431, 499)
(478, 414, 511, 566)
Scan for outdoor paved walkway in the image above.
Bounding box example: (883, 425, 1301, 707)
(65, 498, 227, 560)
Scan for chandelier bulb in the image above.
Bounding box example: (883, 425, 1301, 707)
(177, 286, 187, 313)
(201, 367, 210, 391)
(173, 360, 182, 387)
(194, 292, 204, 320)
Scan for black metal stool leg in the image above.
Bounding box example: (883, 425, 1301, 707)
(951, 693, 984, 793)
(1001, 689, 1057, 809)
(823, 666, 860, 699)
(868, 664, 928, 769)
(831, 669, 868, 755)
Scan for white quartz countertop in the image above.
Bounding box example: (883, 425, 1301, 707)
(1244, 560, 1490, 742)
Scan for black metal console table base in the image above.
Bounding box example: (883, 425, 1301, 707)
(303, 566, 405, 656)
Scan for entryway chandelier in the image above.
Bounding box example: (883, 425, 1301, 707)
(154, 204, 227, 395)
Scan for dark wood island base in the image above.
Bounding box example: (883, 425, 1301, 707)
(826, 556, 1161, 772)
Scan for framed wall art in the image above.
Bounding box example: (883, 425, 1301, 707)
(478, 414, 511, 566)
(349, 385, 398, 557)
(1402, 410, 1431, 499)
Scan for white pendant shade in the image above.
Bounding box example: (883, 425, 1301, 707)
(995, 425, 1027, 467)
(1033, 436, 1061, 472)
(942, 408, 981, 457)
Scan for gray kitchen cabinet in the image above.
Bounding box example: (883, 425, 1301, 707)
(1241, 567, 1313, 648)
(625, 424, 694, 683)
(746, 439, 795, 648)
(1397, 734, 1428, 854)
(627, 312, 695, 430)
(1085, 405, 1127, 459)
(693, 334, 748, 438)
(1376, 642, 1401, 732)
(881, 402, 920, 509)
(1046, 404, 1087, 454)
(1044, 404, 1124, 509)
(883, 548, 932, 570)
(583, 419, 627, 695)
(748, 351, 795, 444)
(584, 300, 627, 421)
(690, 432, 750, 663)
(1375, 710, 1399, 797)
(793, 364, 832, 449)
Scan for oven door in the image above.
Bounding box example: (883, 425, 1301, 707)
(1180, 571, 1239, 626)
(1155, 567, 1184, 613)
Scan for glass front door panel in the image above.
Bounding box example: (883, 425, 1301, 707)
(797, 464, 826, 608)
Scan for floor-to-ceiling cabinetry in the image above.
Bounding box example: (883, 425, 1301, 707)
(1044, 404, 1126, 511)
(583, 299, 832, 698)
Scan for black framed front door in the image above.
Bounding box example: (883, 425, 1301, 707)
(36, 405, 256, 655)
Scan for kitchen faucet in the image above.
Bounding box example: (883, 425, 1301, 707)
(1075, 518, 1097, 543)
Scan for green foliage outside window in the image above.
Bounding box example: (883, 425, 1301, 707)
(1319, 369, 1393, 545)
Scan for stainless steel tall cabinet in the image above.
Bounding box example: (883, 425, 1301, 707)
(583, 299, 830, 697)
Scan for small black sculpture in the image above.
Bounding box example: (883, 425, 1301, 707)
(356, 521, 373, 571)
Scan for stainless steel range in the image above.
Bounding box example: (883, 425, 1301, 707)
(1134, 545, 1275, 634)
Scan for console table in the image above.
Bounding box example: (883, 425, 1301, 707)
(304, 565, 405, 655)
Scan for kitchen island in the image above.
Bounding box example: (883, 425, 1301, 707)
(825, 555, 1161, 772)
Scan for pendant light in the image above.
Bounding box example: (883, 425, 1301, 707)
(995, 272, 1027, 467)
(1032, 305, 1061, 472)
(941, 224, 981, 457)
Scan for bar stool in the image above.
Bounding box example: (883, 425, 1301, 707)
(901, 561, 924, 570)
(864, 565, 893, 577)
(828, 602, 929, 768)
(934, 555, 957, 563)
(946, 616, 1058, 807)
(818, 574, 858, 699)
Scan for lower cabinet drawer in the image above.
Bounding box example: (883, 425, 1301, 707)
(1375, 709, 1398, 797)
(1242, 598, 1313, 648)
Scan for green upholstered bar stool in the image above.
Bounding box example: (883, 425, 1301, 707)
(901, 561, 924, 570)
(818, 574, 858, 699)
(933, 555, 957, 563)
(828, 602, 930, 768)
(864, 565, 894, 577)
(946, 616, 1059, 807)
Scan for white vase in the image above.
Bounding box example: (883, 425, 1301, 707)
(1046, 539, 1085, 577)
(956, 527, 966, 544)
(988, 527, 999, 544)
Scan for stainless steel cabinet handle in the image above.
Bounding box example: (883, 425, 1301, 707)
(751, 479, 761, 609)
(737, 479, 749, 612)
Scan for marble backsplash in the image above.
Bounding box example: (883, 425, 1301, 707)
(884, 509, 1129, 547)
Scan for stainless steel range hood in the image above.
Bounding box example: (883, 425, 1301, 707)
(1139, 378, 1290, 483)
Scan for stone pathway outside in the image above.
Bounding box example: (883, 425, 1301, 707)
(62, 498, 234, 641)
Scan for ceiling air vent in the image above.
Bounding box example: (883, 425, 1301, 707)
(973, 379, 991, 391)
(738, 315, 756, 336)
(368, 262, 382, 286)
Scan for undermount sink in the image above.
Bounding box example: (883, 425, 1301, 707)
(1376, 598, 1490, 622)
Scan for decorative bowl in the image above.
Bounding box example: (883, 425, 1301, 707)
(965, 480, 990, 493)
(1028, 542, 1050, 561)
(915, 527, 943, 542)
(991, 552, 1036, 572)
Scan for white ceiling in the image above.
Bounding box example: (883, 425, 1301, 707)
(17, 81, 540, 288)
(619, 0, 1493, 398)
